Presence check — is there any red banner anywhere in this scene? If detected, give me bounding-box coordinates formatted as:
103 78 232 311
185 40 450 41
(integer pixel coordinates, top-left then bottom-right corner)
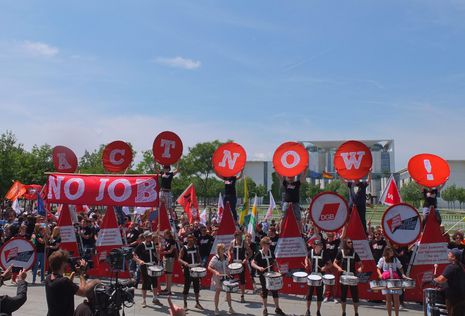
46 174 159 207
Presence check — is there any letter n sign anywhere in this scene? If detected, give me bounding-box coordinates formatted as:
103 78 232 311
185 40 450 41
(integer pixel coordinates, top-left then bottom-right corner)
212 142 247 178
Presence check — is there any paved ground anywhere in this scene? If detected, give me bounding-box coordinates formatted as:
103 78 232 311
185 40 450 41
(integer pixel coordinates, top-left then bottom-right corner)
0 276 425 316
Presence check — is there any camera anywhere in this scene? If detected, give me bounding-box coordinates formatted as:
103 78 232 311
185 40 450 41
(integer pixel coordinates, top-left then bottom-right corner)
107 247 133 272
93 279 135 316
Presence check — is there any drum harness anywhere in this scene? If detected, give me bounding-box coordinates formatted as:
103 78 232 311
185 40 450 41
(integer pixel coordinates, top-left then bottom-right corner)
143 242 155 265
342 249 355 276
233 239 244 263
311 249 323 274
260 250 272 273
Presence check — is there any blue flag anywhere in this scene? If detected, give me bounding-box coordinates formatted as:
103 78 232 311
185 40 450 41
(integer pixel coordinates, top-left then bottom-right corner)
149 210 159 222
37 195 46 216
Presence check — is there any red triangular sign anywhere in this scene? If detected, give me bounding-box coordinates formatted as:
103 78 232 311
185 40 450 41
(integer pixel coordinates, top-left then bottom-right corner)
57 205 80 258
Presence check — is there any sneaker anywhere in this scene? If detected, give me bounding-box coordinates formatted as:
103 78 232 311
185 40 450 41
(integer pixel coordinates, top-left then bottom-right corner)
334 299 339 304
341 312 346 316
240 295 245 303
160 289 171 295
275 307 286 316
323 297 329 303
228 307 235 314
316 311 321 316
152 298 163 306
214 308 220 315
263 309 268 316
142 301 147 308
355 313 359 316
195 303 204 310
183 300 187 309
305 310 311 316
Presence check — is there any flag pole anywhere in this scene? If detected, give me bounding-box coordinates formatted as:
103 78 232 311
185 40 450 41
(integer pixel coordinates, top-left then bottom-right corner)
444 215 465 235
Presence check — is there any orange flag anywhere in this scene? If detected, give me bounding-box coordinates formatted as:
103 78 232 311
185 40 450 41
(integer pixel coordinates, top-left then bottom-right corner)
5 181 26 201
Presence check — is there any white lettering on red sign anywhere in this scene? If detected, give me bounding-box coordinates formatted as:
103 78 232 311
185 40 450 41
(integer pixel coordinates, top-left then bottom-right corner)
109 149 125 165
48 175 65 200
218 150 240 170
108 179 132 202
136 178 157 203
63 178 85 200
160 139 176 158
57 153 72 170
340 151 365 170
96 178 110 201
281 150 300 168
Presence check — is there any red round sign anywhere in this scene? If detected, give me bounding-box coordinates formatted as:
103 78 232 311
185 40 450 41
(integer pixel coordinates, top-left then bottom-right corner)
152 131 183 165
408 153 450 188
102 140 133 173
52 145 78 173
212 142 247 178
381 203 421 246
334 140 372 180
309 192 349 232
273 142 309 177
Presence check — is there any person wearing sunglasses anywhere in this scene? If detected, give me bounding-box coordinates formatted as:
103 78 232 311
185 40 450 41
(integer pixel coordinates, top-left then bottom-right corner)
334 239 363 316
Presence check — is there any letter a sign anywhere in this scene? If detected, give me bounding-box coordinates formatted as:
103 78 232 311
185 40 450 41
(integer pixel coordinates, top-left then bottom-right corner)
52 146 78 173
334 141 372 180
273 142 309 177
212 142 247 178
102 140 133 173
152 131 183 165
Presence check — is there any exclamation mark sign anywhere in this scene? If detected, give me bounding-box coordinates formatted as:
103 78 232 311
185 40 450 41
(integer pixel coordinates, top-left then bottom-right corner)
424 159 434 181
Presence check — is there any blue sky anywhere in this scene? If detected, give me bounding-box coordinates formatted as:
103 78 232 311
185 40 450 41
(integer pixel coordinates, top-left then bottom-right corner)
1 1 464 169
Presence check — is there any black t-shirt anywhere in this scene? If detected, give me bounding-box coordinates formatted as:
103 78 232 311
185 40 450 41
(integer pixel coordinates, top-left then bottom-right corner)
45 274 79 316
270 235 279 254
230 239 247 261
182 245 200 265
198 234 214 257
370 239 387 263
443 263 465 305
81 226 96 247
254 230 267 246
253 249 275 275
73 301 94 316
34 233 46 253
393 246 411 270
224 177 237 197
308 249 332 274
325 238 341 261
422 189 438 208
354 182 368 210
283 180 301 203
134 242 158 264
160 172 174 190
163 238 177 258
335 249 361 274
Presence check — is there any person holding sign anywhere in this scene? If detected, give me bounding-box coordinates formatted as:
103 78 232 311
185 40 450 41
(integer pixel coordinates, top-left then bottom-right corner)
304 239 332 316
278 169 307 234
421 185 443 227
376 247 408 316
333 239 363 316
223 171 243 222
251 237 286 316
347 171 371 233
158 164 180 216
133 231 163 308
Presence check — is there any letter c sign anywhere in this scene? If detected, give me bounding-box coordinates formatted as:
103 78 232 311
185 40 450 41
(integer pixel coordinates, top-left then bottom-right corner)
102 141 133 173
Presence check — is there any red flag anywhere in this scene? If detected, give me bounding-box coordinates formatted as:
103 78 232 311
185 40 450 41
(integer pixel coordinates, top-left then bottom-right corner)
176 183 199 223
379 175 401 206
23 184 42 200
217 192 224 221
5 181 26 201
152 203 171 232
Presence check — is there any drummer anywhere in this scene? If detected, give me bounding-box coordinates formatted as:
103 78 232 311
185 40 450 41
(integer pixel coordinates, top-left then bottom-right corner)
178 234 203 310
376 246 408 316
304 239 332 316
333 239 363 316
251 236 286 316
159 229 177 295
208 243 235 315
133 231 163 308
228 230 250 303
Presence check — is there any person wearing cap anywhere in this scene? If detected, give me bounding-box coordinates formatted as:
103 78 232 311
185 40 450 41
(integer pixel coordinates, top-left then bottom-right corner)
158 164 180 216
433 248 465 316
228 230 250 303
133 231 163 308
304 239 332 316
251 236 286 316
178 234 203 310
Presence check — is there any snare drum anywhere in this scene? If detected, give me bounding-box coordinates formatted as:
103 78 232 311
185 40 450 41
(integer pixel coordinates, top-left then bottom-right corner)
402 279 415 290
265 272 283 291
386 279 403 290
148 265 164 277
369 280 387 291
222 280 239 293
190 267 207 278
322 274 336 286
307 274 323 287
340 275 359 286
228 263 243 275
292 271 308 283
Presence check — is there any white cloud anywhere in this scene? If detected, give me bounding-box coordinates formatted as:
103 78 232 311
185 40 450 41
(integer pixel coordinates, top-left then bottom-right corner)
153 56 201 70
20 41 59 57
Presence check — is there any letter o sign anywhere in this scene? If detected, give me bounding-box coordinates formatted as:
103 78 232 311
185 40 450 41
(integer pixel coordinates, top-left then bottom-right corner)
52 146 78 173
212 142 247 178
102 141 133 173
152 131 183 165
273 142 309 177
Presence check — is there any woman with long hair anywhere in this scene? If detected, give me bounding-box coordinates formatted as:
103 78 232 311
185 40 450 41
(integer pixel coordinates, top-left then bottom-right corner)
208 243 235 315
31 223 47 284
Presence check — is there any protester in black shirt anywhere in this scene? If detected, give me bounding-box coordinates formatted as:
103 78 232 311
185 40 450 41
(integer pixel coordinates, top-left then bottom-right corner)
198 226 214 266
334 239 363 316
433 248 465 316
45 250 100 316
0 266 28 316
347 171 371 232
178 235 203 310
370 230 387 264
31 224 47 284
251 237 286 316
158 164 180 218
268 227 279 255
278 168 307 234
448 231 465 250
80 219 96 253
160 229 177 295
223 171 243 222
228 230 250 303
323 232 340 302
304 239 332 316
421 185 443 227
133 231 163 308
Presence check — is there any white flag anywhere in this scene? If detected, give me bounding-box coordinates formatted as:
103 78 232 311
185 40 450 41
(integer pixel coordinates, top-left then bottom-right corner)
217 192 224 221
200 208 207 225
264 191 276 221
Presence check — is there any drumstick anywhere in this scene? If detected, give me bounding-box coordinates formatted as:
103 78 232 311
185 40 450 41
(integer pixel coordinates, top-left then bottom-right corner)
433 264 438 276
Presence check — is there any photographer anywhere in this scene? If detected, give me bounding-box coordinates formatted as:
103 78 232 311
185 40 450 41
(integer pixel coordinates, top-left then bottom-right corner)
45 250 100 316
0 266 28 315
133 231 162 308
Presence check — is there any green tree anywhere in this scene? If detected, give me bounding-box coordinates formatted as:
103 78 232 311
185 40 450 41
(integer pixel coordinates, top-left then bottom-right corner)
17 144 54 184
271 172 281 204
135 150 157 174
237 176 257 198
255 184 267 198
441 185 455 209
325 180 349 199
79 145 106 174
306 182 323 200
400 181 423 208
0 131 25 196
456 187 465 210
